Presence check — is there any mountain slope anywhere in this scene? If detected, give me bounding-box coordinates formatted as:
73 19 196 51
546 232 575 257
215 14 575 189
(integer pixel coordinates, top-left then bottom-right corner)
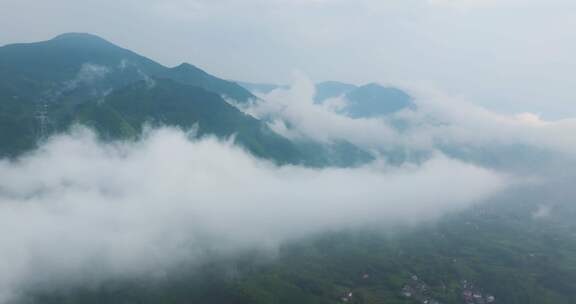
0 34 390 166
164 63 254 102
75 78 304 163
0 34 305 163
0 33 255 103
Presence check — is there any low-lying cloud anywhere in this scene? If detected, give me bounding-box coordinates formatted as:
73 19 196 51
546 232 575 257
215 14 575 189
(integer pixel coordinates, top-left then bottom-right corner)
240 74 576 173
242 73 411 150
0 127 506 302
408 87 576 157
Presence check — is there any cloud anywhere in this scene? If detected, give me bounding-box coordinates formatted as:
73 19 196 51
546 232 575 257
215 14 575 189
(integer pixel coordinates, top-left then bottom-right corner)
0 127 506 301
405 87 576 161
239 74 576 172
241 73 428 152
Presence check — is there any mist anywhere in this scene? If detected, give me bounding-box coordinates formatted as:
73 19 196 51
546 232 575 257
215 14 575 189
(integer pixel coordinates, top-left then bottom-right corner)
240 74 576 174
0 126 506 302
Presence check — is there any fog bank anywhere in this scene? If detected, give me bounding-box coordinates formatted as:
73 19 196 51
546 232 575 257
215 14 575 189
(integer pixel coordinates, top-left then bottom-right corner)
0 127 506 301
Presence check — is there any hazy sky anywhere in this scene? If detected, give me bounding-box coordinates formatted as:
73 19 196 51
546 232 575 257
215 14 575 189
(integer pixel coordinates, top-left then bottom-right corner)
1 0 575 118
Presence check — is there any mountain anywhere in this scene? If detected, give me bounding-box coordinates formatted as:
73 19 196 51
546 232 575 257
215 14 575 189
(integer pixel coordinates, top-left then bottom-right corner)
237 81 414 118
313 82 416 118
314 81 357 103
342 83 415 118
0 33 374 166
161 63 254 102
236 81 288 94
0 33 309 163
0 32 162 104
75 78 304 163
0 33 255 103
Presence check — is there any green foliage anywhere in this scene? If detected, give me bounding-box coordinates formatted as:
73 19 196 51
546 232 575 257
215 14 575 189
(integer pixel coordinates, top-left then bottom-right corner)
0 33 375 167
19 194 576 304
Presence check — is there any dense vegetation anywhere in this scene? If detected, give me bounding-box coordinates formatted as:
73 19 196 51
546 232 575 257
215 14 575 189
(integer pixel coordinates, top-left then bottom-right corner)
0 33 373 166
18 184 576 304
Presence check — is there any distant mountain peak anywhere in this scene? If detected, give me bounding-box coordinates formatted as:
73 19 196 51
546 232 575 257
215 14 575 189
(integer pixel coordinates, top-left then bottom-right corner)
317 81 357 88
173 62 205 74
174 62 193 69
43 32 123 52
344 83 415 118
314 81 358 103
361 82 382 88
52 32 111 43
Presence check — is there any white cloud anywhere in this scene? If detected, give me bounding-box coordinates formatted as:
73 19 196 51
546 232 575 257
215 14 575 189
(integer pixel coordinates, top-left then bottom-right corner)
241 73 426 151
240 74 576 168
405 87 576 159
0 127 506 301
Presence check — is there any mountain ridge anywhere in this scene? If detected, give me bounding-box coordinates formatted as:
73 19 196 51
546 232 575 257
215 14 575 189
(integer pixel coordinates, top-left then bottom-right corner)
0 33 294 161
0 32 255 103
0 33 371 166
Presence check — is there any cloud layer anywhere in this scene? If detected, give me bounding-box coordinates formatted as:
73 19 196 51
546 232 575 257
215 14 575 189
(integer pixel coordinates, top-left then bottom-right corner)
236 74 576 176
0 127 506 301
238 74 576 176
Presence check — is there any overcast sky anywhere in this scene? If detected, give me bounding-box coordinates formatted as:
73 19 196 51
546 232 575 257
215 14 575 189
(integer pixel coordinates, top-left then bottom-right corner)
1 0 575 118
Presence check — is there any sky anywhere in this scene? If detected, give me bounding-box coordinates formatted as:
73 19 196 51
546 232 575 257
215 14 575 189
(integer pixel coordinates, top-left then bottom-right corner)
1 0 575 118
